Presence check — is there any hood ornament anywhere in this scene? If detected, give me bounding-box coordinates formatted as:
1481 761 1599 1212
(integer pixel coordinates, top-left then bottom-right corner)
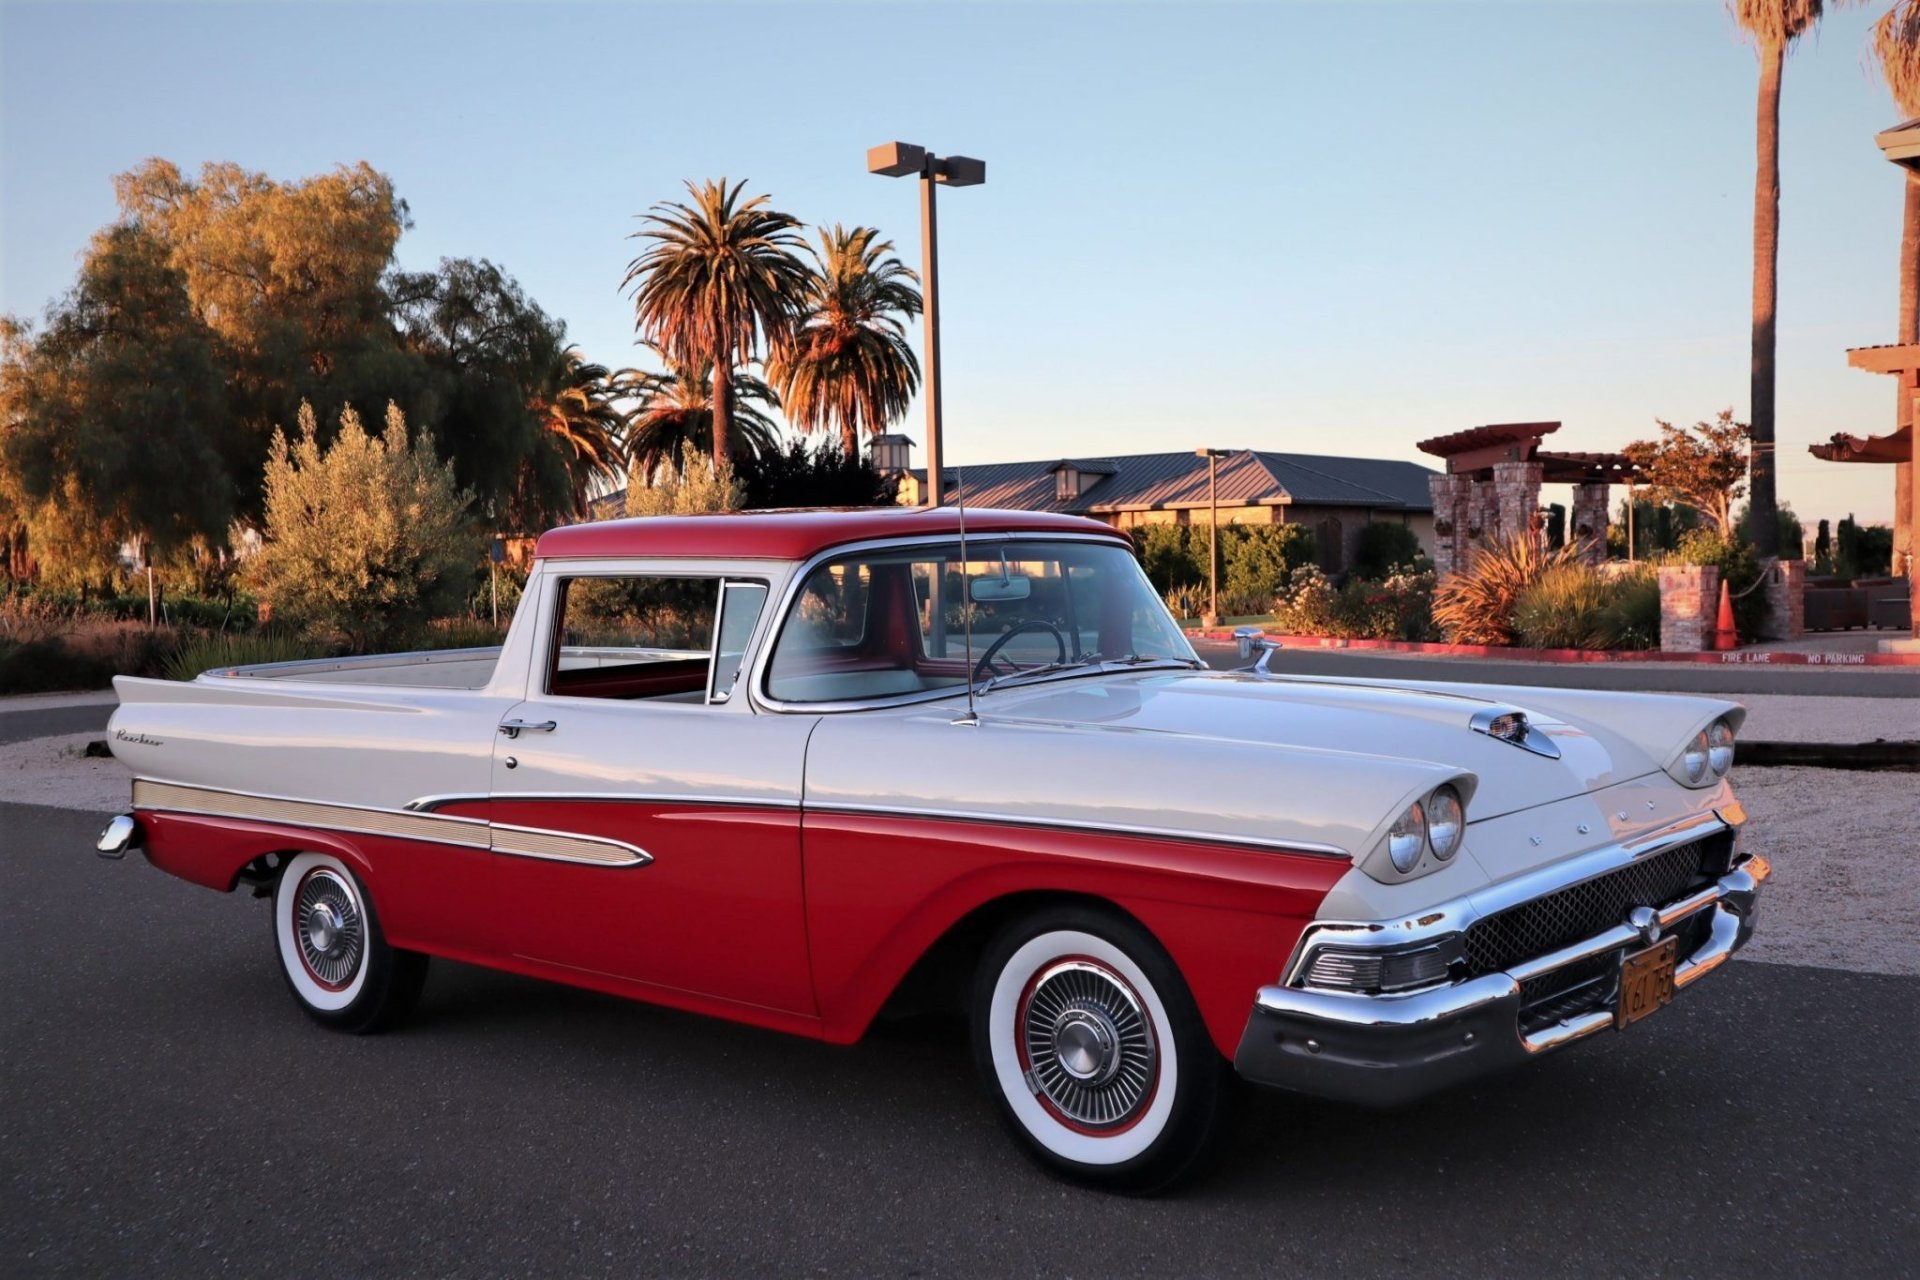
1468 707 1562 760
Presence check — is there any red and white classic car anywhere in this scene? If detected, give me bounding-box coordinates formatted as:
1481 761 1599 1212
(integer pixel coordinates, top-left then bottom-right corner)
99 508 1767 1190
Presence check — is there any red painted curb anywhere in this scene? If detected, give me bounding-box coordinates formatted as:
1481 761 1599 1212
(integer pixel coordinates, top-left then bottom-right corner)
1184 629 1920 667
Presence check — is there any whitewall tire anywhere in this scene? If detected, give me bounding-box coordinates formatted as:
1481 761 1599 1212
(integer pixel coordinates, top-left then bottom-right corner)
272 852 426 1033
971 906 1232 1192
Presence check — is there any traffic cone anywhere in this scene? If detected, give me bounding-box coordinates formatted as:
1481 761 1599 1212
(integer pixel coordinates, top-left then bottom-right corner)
1713 580 1737 651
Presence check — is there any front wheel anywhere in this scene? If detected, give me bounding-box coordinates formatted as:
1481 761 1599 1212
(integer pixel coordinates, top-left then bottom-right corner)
272 851 427 1033
971 906 1233 1193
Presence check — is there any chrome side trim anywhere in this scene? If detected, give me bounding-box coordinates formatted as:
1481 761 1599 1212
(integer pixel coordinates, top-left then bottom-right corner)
1285 810 1730 984
490 823 651 868
405 792 803 813
135 779 490 850
805 801 1351 858
135 779 652 869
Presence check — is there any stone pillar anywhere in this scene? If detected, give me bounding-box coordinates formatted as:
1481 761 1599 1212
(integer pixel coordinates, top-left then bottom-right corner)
1491 461 1544 543
1570 482 1610 565
1427 473 1473 579
1658 565 1719 653
1468 479 1497 544
1759 559 1804 642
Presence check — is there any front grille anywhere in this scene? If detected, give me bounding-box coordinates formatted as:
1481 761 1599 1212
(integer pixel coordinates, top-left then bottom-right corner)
1463 831 1730 978
1514 908 1716 1033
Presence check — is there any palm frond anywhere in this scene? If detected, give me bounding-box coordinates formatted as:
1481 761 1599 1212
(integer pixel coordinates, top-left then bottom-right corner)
1875 0 1920 117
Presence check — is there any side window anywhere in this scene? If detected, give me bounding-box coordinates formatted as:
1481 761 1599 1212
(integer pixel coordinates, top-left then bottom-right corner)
707 582 768 704
547 575 719 702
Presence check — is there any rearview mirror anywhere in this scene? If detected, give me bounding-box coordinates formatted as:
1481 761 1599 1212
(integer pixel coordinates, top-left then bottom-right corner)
969 574 1032 603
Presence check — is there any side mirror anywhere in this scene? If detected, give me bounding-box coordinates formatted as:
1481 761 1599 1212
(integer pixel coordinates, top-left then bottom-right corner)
1233 626 1279 673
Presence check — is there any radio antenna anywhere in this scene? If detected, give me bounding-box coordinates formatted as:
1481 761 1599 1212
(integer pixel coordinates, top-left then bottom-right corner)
952 468 978 727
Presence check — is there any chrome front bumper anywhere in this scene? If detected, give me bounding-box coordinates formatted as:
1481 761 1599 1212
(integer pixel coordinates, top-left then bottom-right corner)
1233 853 1770 1107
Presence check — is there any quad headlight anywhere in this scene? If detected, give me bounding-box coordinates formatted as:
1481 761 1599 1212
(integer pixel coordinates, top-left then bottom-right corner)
1370 783 1469 881
1670 717 1736 788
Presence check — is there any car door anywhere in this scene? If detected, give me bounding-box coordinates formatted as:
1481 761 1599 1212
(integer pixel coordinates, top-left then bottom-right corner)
486 568 819 1016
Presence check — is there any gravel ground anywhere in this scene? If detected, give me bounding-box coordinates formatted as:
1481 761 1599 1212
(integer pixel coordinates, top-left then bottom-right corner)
0 732 129 812
1729 693 1918 744
4 726 1911 978
1726 766 1919 976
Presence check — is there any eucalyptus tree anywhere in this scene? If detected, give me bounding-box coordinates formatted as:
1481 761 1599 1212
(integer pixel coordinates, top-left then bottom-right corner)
768 225 922 460
623 179 811 467
1729 0 1833 557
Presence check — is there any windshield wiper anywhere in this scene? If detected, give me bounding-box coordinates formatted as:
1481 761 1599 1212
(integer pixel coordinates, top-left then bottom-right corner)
975 652 1201 696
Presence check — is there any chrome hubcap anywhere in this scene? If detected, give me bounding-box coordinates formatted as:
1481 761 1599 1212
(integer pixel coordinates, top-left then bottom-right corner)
1020 960 1157 1129
295 869 364 989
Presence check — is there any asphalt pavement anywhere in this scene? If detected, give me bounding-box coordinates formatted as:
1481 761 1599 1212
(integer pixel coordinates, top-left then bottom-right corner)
3 799 1916 1278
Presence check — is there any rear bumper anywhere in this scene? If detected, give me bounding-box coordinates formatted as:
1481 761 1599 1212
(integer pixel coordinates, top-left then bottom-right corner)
1233 854 1769 1107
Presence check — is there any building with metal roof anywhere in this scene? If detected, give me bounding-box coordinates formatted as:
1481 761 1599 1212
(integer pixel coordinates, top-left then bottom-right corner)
885 439 1437 573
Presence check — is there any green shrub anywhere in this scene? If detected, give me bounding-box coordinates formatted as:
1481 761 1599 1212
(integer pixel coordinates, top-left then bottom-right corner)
1272 564 1338 636
1432 534 1581 646
1596 566 1660 649
1133 524 1204 594
162 631 335 681
251 401 479 650
0 638 115 694
414 618 509 651
1512 564 1616 649
1326 568 1436 641
1222 524 1314 613
1353 523 1424 580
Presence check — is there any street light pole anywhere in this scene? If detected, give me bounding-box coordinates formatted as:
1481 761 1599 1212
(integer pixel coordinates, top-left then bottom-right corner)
1196 448 1227 627
868 142 986 508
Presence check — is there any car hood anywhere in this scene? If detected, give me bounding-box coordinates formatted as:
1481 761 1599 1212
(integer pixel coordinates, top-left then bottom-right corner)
971 669 1694 820
800 669 1741 862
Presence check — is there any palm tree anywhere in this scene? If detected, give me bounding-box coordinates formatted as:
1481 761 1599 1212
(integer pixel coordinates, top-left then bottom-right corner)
616 357 781 486
768 225 922 460
528 344 627 518
622 179 811 468
1872 0 1920 571
1730 0 1831 559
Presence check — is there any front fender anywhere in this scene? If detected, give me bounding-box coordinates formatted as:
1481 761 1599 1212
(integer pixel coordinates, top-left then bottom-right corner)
801 811 1347 1055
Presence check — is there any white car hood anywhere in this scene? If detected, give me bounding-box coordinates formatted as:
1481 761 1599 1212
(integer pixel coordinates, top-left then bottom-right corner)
800 669 1742 862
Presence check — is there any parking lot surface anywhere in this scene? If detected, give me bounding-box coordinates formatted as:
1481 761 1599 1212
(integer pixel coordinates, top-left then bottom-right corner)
4 799 1915 1278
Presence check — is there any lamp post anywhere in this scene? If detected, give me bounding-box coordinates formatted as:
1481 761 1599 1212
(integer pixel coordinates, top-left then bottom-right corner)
1196 448 1228 627
868 141 986 508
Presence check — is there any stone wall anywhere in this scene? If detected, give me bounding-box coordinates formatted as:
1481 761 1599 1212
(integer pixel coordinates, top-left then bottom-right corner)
1491 461 1543 543
1658 564 1719 653
1760 559 1805 641
1426 473 1473 578
1571 483 1610 565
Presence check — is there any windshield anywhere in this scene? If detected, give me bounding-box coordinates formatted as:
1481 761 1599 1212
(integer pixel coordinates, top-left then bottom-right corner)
764 538 1197 705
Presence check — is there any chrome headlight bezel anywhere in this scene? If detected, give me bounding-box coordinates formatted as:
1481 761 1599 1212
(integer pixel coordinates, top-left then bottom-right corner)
1668 717 1736 789
1364 782 1472 883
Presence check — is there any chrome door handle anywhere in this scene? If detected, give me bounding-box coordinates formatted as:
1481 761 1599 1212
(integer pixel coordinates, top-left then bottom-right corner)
498 719 557 739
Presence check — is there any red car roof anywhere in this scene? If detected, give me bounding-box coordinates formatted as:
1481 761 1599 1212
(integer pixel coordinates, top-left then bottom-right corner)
533 507 1129 562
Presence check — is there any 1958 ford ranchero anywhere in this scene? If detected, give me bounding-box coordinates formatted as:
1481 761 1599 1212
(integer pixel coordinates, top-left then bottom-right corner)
99 507 1766 1191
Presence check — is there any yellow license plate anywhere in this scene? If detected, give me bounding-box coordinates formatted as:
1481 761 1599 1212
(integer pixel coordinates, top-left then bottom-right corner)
1616 936 1679 1029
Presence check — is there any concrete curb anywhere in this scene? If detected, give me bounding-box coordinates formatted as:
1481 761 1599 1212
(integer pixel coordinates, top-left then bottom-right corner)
1187 630 1920 667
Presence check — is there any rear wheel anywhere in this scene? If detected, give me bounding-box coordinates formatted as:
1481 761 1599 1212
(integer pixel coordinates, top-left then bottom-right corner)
272 852 426 1033
971 906 1232 1193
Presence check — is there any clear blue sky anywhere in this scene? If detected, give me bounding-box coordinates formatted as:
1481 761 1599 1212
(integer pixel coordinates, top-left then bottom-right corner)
1 0 1907 524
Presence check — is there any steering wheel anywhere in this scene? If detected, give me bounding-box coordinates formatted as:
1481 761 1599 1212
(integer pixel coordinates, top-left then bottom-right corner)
973 620 1068 682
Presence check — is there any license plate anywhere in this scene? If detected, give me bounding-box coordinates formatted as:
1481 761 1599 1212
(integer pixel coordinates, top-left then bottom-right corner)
1616 936 1679 1029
